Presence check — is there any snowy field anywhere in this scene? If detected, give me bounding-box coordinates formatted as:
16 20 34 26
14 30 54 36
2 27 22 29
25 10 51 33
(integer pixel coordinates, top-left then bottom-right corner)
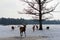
0 24 60 40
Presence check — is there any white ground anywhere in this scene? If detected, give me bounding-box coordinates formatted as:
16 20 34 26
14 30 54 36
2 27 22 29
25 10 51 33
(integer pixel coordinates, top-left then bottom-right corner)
0 24 60 40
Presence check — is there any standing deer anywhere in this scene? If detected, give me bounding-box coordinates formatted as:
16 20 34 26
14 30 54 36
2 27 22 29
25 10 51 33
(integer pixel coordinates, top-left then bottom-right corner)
32 25 38 32
19 25 26 37
32 25 35 32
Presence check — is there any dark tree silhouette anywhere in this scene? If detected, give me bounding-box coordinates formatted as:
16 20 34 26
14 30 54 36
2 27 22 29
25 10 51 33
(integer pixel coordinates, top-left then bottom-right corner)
18 0 59 30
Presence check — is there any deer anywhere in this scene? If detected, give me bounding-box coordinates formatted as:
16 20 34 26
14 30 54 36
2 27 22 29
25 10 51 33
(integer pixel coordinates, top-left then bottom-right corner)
11 26 15 30
32 25 35 32
36 25 38 30
32 25 38 32
19 25 26 37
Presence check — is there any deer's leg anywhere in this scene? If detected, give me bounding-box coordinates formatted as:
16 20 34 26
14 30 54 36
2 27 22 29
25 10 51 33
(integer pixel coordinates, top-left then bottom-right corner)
24 31 26 37
20 32 23 37
33 27 35 32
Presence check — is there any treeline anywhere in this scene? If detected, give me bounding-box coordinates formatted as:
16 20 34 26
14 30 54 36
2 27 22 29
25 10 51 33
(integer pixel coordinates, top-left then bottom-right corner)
0 18 22 25
0 18 39 25
0 18 60 25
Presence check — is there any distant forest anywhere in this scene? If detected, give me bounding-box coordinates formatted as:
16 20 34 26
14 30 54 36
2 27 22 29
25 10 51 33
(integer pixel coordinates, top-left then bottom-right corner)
0 18 60 25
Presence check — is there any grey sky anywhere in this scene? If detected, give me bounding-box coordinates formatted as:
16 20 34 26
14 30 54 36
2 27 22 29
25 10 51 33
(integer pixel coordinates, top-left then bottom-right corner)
0 0 60 20
0 0 17 18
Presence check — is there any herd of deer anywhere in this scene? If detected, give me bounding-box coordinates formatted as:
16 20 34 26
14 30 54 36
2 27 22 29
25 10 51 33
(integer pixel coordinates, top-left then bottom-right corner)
11 25 49 37
11 25 39 37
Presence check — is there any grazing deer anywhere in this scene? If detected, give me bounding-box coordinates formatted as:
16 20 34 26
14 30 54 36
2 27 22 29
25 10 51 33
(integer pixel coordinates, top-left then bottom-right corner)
19 25 26 37
36 25 38 30
11 26 14 30
46 26 49 30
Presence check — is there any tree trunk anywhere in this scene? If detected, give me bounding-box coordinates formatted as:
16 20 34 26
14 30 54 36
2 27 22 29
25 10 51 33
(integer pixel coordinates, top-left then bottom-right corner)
39 9 43 30
39 0 43 30
39 14 43 30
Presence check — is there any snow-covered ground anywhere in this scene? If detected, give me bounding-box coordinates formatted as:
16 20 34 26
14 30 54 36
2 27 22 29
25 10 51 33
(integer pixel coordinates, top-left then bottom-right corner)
0 24 60 40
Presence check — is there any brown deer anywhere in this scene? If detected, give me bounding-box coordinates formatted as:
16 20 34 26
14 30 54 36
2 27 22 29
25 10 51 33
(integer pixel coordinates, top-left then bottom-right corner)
36 25 38 30
19 25 26 37
32 25 35 32
32 25 38 32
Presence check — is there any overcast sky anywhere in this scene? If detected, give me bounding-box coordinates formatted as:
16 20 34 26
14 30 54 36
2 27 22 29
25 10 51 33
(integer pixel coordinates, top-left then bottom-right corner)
0 0 60 20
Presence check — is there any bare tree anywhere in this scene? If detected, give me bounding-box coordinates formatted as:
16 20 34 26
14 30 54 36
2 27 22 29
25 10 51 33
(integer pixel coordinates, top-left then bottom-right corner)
18 0 59 30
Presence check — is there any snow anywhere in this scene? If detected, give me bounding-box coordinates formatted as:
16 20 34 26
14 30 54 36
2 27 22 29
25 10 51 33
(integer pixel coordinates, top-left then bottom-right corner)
0 24 60 40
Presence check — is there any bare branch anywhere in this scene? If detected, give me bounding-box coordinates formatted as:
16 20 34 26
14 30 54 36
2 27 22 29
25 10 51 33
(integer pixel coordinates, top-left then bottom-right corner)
35 0 39 4
20 0 39 11
42 3 59 15
41 0 46 6
28 3 39 11
46 0 53 3
24 9 39 16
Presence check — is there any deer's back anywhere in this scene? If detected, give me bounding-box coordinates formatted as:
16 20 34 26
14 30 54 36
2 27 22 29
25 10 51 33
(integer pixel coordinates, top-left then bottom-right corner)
20 27 26 32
